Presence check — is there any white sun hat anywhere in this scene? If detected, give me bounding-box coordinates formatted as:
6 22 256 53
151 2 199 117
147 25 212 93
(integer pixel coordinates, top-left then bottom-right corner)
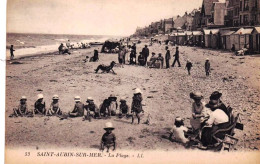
134 88 142 94
74 96 81 102
87 97 93 101
104 122 114 130
37 94 44 100
20 96 27 100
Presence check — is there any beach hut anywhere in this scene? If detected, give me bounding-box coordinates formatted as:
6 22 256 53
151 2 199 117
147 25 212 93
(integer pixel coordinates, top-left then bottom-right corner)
203 29 211 48
192 31 203 46
221 31 235 50
210 29 220 49
231 28 254 51
252 27 260 53
176 32 187 45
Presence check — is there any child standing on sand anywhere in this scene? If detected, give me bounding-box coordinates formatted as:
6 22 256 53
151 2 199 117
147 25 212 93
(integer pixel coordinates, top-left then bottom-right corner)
185 59 193 75
100 122 116 152
10 45 15 60
131 88 144 124
11 96 28 117
46 95 62 116
33 94 46 115
205 58 211 76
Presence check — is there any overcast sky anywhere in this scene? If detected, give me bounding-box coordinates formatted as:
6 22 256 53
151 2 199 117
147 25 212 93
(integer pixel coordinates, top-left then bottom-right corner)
7 0 205 36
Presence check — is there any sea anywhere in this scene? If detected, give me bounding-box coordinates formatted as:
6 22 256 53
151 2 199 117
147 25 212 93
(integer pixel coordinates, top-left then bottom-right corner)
6 33 120 59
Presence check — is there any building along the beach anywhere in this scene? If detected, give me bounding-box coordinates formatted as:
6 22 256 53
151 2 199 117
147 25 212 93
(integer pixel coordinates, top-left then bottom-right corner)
211 2 227 26
164 18 174 34
201 0 219 27
239 0 259 26
230 27 254 51
226 0 240 26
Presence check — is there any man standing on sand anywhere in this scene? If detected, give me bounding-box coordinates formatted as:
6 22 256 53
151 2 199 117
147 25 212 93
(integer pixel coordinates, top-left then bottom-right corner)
165 46 171 68
10 45 15 60
172 47 181 67
141 45 149 66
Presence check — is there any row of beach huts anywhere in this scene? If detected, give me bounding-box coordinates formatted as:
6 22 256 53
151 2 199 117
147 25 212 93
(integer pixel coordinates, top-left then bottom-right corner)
168 26 260 53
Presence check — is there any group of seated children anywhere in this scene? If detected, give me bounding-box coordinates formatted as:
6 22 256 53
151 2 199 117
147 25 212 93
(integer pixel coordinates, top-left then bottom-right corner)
11 88 144 124
147 52 164 69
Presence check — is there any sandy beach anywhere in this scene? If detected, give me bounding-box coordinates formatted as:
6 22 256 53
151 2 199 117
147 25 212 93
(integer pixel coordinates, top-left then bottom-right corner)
5 38 260 151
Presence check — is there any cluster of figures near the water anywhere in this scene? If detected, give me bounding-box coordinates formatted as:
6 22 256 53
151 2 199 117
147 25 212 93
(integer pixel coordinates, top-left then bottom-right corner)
8 38 244 153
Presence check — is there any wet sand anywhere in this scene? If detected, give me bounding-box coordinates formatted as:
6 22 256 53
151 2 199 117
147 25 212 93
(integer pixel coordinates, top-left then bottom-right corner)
5 39 260 151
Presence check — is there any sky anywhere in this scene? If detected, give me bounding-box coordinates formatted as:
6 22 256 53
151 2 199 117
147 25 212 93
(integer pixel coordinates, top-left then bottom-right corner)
7 0 205 36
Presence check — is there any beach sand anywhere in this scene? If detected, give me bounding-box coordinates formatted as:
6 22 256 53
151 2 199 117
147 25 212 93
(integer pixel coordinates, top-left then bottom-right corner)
5 39 260 151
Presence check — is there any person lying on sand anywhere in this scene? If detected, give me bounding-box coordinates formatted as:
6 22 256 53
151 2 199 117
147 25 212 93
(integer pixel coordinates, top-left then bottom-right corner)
94 61 116 74
83 97 100 122
33 94 46 116
46 95 62 116
100 122 116 153
68 96 84 117
10 96 29 117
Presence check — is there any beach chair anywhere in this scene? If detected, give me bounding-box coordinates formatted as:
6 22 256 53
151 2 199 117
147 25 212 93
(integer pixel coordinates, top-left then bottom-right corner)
212 113 240 151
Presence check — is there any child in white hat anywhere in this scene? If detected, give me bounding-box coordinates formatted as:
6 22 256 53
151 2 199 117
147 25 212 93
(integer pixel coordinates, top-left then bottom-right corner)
131 88 144 124
33 94 46 115
11 96 28 117
100 122 116 152
69 96 84 117
46 95 62 116
169 117 189 144
83 97 100 121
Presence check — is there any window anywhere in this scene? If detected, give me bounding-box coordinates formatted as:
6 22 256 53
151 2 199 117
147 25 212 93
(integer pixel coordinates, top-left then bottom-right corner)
244 0 249 11
240 1 242 11
235 7 239 16
244 15 249 25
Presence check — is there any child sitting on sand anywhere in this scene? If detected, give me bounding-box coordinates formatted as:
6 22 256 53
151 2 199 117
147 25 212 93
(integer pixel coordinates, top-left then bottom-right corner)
83 97 100 122
46 95 62 116
11 96 28 117
69 96 84 117
169 117 189 144
118 97 129 118
131 88 144 124
33 94 46 115
100 122 116 152
108 94 118 116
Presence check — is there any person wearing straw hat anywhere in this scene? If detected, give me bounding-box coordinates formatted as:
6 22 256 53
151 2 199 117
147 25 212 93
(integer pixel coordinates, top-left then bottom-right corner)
205 58 210 76
189 92 211 132
185 59 193 75
100 122 116 152
11 96 28 117
108 94 118 116
33 94 46 115
118 97 129 118
69 96 84 117
169 117 189 144
83 97 100 121
131 88 144 124
46 95 62 116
